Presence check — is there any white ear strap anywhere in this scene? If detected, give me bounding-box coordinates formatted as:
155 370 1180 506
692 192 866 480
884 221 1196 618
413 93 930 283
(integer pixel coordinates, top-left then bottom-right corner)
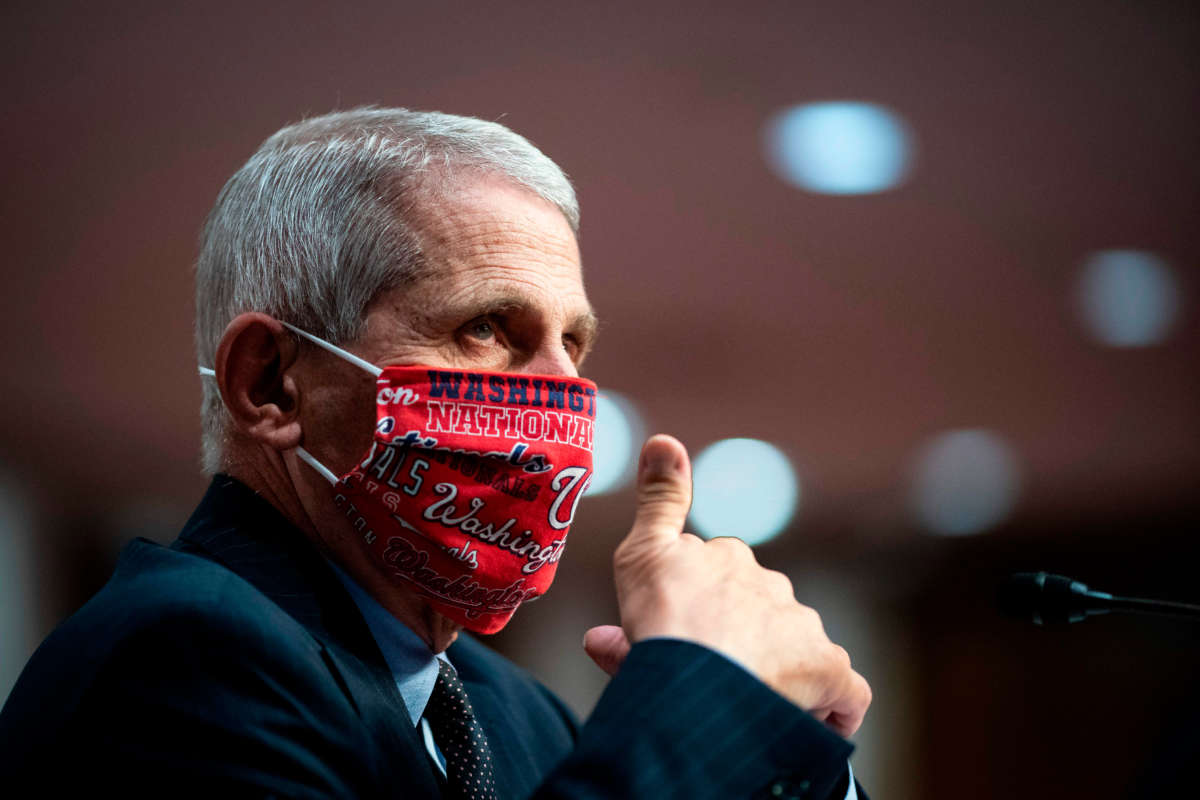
197 321 367 486
296 446 339 485
280 321 382 377
192 380 339 483
197 322 381 379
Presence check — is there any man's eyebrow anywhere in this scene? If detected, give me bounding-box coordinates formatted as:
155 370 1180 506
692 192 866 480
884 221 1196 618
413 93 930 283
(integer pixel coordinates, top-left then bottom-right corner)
450 293 599 339
425 293 521 325
570 309 600 345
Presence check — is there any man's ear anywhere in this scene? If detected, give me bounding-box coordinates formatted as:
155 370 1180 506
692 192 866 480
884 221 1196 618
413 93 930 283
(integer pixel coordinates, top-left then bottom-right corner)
214 313 303 452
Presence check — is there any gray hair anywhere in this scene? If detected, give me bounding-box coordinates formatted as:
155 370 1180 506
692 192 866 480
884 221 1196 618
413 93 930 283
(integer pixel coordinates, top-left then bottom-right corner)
195 107 579 474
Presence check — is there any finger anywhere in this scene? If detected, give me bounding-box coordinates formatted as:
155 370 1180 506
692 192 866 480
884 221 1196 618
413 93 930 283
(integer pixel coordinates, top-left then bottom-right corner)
582 625 632 675
625 435 693 548
823 670 872 738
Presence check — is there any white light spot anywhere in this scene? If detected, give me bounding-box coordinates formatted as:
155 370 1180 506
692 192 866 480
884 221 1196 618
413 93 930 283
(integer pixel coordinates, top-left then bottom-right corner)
586 391 644 496
763 101 913 194
911 429 1021 536
1076 250 1181 347
0 474 35 705
690 438 799 545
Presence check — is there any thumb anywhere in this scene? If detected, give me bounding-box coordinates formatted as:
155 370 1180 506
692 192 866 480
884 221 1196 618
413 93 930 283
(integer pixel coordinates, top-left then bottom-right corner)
625 434 692 549
582 625 631 675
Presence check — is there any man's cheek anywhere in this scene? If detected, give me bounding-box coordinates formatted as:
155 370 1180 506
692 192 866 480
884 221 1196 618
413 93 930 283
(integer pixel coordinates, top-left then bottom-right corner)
305 384 377 473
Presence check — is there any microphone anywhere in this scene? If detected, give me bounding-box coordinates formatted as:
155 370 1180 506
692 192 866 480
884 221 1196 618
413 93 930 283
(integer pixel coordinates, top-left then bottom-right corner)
997 572 1200 626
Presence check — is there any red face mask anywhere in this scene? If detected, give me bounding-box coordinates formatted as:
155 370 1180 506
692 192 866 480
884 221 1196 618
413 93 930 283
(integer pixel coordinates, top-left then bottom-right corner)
282 323 597 634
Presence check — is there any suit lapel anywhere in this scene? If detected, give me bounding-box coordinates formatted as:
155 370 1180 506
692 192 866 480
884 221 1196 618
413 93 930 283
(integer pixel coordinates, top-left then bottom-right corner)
318 641 443 795
173 476 442 797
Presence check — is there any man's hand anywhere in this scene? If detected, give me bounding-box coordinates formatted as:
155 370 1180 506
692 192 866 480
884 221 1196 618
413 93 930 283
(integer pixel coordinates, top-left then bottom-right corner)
583 434 872 737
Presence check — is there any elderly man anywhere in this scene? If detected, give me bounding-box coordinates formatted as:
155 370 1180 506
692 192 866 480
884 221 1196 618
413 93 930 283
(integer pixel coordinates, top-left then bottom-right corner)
0 108 870 798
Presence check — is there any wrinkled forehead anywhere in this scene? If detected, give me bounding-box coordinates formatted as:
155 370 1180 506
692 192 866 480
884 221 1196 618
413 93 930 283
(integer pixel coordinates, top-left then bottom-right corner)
360 172 596 349
408 170 578 248
408 174 587 300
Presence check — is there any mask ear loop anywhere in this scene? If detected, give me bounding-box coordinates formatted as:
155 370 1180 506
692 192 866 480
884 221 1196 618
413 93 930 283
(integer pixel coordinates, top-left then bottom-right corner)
296 446 339 485
197 323 381 378
276 321 384 484
276 322 381 486
196 320 380 486
278 321 382 378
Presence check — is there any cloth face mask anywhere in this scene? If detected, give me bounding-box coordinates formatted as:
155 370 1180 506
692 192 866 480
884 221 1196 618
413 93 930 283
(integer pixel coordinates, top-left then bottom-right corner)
225 323 598 634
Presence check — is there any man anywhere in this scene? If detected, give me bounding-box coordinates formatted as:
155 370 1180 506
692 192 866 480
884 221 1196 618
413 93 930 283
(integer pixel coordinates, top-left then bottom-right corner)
0 108 870 798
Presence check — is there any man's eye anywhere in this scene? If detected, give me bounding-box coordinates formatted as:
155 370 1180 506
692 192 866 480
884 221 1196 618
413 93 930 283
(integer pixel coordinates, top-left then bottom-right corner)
466 318 497 341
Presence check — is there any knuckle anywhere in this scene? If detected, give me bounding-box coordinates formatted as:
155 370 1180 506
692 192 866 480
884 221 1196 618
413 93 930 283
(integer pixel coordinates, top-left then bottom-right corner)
637 476 689 507
709 535 753 559
613 538 643 571
829 644 852 671
795 603 821 627
764 569 794 597
612 540 630 568
857 672 873 706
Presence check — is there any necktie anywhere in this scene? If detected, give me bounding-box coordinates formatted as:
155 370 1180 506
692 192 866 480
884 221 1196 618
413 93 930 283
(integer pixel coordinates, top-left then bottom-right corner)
425 659 498 800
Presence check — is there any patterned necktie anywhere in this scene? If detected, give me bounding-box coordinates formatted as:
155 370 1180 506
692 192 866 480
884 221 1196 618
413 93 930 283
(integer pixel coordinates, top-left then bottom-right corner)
425 659 498 800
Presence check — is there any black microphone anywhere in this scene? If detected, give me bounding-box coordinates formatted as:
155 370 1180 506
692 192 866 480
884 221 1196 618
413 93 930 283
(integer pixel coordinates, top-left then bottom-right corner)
997 572 1200 626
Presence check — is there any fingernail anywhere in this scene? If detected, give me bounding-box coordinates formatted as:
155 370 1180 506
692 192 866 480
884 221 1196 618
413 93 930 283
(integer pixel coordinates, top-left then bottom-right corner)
643 445 677 476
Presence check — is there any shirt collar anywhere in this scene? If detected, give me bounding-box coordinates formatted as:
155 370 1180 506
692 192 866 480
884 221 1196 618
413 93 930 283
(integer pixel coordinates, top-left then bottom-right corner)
327 562 452 727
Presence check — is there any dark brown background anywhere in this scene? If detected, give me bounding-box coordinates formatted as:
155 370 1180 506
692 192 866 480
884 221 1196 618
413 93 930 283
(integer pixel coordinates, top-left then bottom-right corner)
1 1 1198 797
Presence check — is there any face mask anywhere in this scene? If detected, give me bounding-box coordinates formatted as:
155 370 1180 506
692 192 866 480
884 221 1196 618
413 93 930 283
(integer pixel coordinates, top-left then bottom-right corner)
205 323 597 634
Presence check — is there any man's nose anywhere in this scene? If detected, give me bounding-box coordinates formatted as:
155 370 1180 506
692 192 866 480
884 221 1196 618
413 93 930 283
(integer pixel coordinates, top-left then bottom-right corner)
522 340 578 378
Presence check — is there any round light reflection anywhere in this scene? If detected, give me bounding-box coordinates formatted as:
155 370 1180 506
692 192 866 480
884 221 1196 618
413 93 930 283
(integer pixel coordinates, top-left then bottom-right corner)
0 475 34 702
1076 250 1181 347
763 101 913 194
911 429 1021 536
586 391 644 496
690 438 798 545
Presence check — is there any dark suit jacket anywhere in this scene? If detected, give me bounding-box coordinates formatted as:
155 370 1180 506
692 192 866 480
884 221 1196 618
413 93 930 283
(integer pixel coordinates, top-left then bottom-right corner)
0 476 859 799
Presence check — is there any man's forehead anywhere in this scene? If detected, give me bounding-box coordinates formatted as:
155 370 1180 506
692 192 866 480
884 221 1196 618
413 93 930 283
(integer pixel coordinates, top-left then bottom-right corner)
410 170 577 241
404 176 591 312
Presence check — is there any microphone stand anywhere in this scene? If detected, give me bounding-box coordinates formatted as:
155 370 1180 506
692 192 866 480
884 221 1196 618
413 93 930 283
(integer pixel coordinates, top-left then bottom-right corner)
1106 594 1200 621
998 572 1200 626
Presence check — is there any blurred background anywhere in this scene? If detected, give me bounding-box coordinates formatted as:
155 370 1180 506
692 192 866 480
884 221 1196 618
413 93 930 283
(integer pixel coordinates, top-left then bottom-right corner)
2 1 1198 797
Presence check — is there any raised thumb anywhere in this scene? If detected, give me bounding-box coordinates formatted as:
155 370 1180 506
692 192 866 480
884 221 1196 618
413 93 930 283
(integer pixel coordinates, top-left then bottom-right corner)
582 625 631 676
626 434 692 549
